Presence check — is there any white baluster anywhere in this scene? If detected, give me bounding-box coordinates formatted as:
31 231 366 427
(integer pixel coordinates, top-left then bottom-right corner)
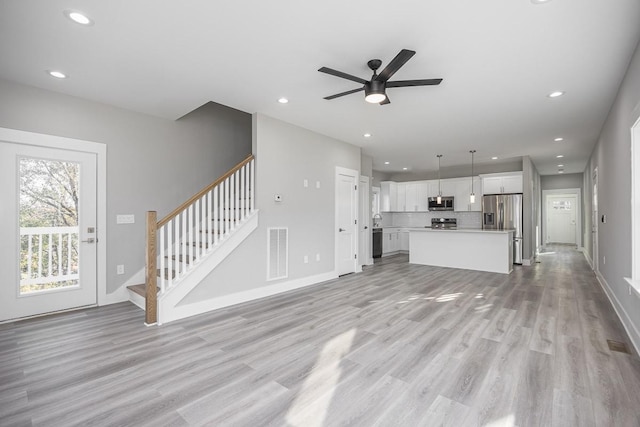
207 191 212 248
166 221 172 291
67 232 72 275
195 199 200 261
181 211 187 278
157 227 162 292
250 159 255 212
38 234 43 279
174 217 181 278
225 178 230 235
213 185 219 245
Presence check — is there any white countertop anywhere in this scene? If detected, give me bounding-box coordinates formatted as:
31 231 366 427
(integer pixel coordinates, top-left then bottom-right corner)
409 228 514 234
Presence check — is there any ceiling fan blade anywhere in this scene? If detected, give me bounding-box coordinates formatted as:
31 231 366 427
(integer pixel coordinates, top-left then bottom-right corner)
379 96 391 105
386 78 443 88
375 49 416 82
323 87 364 100
318 67 368 85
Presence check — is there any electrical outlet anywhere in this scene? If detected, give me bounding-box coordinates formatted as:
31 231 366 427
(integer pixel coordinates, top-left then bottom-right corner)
303 179 308 188
316 181 320 189
116 264 124 275
603 256 606 265
304 255 309 264
316 253 320 262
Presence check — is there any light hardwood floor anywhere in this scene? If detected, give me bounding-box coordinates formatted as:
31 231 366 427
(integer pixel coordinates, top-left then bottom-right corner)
1 246 640 426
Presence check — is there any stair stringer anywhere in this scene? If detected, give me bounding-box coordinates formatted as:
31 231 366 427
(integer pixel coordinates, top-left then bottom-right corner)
157 210 259 324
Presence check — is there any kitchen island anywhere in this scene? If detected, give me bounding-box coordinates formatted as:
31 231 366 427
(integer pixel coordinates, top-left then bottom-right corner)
409 228 514 274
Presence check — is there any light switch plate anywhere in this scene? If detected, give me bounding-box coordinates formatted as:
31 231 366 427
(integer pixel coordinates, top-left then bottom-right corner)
116 214 135 224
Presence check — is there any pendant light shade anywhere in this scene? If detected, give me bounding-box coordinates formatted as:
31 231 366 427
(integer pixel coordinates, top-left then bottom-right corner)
469 150 476 204
436 154 443 204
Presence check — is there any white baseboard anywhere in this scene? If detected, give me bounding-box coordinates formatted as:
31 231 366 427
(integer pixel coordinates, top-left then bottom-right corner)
583 251 594 269
161 270 338 324
595 271 640 356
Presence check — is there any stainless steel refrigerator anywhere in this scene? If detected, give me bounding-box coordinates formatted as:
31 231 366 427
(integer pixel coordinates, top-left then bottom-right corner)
482 194 523 264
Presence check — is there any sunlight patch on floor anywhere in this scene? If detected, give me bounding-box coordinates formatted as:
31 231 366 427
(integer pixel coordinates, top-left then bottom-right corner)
486 414 516 427
435 292 463 302
286 328 356 427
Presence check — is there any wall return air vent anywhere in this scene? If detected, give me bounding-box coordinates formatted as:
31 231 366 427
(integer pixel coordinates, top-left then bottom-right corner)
267 227 288 281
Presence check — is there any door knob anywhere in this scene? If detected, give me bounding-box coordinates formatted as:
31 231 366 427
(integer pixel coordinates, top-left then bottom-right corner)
364 226 368 230
82 238 96 243
339 228 345 232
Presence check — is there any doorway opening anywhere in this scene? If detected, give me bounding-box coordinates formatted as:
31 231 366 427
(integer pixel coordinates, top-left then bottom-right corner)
542 188 582 249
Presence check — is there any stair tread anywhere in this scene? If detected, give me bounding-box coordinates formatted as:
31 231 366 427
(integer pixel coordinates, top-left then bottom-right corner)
127 284 159 297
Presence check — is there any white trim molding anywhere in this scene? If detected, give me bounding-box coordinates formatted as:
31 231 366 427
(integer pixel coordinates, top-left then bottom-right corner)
597 273 640 355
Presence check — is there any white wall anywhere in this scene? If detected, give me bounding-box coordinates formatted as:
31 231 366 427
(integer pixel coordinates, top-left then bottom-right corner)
181 114 361 303
584 38 640 349
0 79 252 294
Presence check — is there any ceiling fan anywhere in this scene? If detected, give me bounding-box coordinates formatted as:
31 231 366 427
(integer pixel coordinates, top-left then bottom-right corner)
318 49 442 105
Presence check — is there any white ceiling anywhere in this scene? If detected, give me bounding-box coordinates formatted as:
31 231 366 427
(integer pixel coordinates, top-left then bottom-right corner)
1 0 639 176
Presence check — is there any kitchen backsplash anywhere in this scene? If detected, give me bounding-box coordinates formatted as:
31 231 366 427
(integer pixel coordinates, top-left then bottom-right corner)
379 211 482 229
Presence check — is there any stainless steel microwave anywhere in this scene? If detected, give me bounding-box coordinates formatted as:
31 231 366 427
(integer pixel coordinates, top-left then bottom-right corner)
428 196 454 211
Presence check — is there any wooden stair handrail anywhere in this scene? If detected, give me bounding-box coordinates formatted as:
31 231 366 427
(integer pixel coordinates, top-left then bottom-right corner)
157 154 254 228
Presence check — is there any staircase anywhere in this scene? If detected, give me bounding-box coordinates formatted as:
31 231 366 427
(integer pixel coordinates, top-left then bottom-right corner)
128 154 258 325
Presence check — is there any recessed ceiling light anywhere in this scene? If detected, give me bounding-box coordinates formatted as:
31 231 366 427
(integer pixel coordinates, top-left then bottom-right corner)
548 91 565 98
402 167 408 170
557 164 564 167
47 70 67 79
556 155 564 158
384 161 390 165
531 0 552 4
558 170 564 174
64 10 93 25
554 137 564 142
277 97 289 104
363 133 371 138
491 156 498 160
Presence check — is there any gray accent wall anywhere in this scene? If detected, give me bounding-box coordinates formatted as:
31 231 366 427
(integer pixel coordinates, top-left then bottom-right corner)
583 38 640 347
0 79 251 294
181 114 361 303
540 173 584 191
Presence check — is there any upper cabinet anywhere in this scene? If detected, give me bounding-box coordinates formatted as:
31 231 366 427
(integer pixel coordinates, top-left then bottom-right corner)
480 172 523 194
380 178 481 212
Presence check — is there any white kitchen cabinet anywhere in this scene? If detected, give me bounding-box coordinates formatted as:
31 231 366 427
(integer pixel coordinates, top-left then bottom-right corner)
382 229 399 254
416 181 430 211
383 228 408 254
396 182 407 211
481 172 523 194
380 181 398 211
404 182 418 211
440 180 456 198
453 177 482 211
399 230 410 251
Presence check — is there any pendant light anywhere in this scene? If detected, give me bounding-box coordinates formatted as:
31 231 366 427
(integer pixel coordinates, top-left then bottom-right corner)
469 150 476 204
436 154 443 204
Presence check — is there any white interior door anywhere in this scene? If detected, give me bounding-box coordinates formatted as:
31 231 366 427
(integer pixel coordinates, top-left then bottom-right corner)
0 142 97 321
336 169 357 275
546 194 577 244
358 176 371 267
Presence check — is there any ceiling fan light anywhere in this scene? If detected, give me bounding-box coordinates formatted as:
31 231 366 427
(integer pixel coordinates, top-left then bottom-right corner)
364 81 386 103
365 93 386 103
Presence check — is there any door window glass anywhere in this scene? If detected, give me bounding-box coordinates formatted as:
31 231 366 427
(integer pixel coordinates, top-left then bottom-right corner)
19 157 80 294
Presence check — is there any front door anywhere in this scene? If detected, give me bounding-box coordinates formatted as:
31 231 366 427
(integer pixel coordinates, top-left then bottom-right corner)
336 168 357 276
0 142 98 321
546 194 577 244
